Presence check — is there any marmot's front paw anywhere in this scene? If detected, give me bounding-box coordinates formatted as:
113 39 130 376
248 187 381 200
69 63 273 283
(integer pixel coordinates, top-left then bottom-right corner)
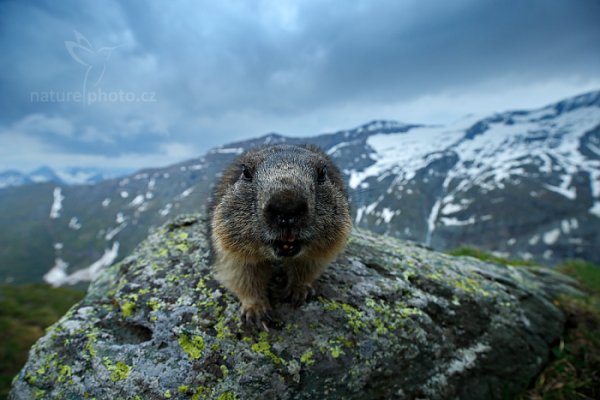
284 283 315 307
240 300 272 331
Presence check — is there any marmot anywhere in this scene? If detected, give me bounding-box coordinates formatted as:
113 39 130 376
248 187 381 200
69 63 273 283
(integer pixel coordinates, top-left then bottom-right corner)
210 144 352 329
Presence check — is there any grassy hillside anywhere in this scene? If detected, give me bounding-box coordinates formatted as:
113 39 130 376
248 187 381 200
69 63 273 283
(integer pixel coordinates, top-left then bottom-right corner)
448 247 538 267
0 284 84 398
530 260 600 399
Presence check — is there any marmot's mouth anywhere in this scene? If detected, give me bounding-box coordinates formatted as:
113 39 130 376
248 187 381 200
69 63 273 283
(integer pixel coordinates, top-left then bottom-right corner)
273 239 302 258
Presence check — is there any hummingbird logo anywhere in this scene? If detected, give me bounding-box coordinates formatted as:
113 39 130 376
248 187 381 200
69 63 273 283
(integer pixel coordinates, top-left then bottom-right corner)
65 31 120 97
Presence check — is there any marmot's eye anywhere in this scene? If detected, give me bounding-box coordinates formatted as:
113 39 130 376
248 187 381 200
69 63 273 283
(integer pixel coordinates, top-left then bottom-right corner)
317 165 327 184
240 164 253 181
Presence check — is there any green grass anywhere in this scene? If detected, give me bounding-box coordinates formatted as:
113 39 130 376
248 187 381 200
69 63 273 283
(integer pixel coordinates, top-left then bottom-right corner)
522 260 600 400
448 247 600 399
0 284 84 398
447 246 537 267
522 294 600 400
558 260 600 296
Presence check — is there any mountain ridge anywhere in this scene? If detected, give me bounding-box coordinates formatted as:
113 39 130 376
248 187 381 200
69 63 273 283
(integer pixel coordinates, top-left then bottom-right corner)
1 90 599 286
0 166 132 189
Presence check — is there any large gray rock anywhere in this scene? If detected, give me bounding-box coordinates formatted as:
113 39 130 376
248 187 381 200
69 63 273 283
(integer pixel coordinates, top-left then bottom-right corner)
10 214 581 399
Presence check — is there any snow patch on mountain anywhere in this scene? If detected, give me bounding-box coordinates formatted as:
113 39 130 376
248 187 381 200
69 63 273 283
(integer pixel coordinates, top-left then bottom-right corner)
426 197 443 245
348 123 466 189
211 147 244 155
29 167 59 183
159 203 173 217
561 219 579 234
543 229 561 245
69 217 81 230
134 173 149 180
447 107 599 196
129 194 145 207
44 242 119 287
177 187 194 200
0 171 30 188
327 141 354 156
543 181 576 200
56 169 98 185
440 216 476 226
441 203 464 215
44 258 69 287
529 235 540 245
381 208 396 223
49 187 64 219
105 224 127 241
590 202 600 218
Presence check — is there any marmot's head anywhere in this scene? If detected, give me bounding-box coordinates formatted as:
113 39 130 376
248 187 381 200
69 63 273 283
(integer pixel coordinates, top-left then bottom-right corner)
211 144 351 261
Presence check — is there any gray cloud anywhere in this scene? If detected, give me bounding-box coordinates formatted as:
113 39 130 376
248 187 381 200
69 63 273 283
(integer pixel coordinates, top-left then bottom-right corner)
0 0 599 170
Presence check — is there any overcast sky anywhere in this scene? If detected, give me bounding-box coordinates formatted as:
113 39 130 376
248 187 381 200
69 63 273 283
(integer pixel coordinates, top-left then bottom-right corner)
1 0 599 172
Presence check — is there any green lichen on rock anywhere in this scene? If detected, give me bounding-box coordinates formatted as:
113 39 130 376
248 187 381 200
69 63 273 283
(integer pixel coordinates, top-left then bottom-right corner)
56 365 71 383
322 298 365 333
249 331 284 365
179 334 205 360
102 359 130 382
217 391 236 400
300 349 315 366
9 213 582 400
178 384 190 394
120 301 135 317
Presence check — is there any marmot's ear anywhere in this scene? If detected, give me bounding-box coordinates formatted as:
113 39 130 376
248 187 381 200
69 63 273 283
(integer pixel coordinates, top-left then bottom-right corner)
221 154 250 186
240 164 253 182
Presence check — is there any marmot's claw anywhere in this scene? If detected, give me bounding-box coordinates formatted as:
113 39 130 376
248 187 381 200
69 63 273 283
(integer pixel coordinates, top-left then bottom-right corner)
241 302 272 331
285 284 315 307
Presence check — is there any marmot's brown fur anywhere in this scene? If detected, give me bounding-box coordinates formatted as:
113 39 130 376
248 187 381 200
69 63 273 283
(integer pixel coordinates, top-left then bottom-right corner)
209 144 351 328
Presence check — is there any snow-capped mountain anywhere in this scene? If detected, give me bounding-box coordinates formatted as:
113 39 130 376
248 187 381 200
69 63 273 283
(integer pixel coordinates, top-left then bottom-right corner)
0 166 130 188
55 167 120 185
342 91 600 263
29 166 62 184
0 170 31 188
0 90 598 286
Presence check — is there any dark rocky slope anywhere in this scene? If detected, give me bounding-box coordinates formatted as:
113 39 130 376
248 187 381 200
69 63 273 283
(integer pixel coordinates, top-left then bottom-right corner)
10 214 581 399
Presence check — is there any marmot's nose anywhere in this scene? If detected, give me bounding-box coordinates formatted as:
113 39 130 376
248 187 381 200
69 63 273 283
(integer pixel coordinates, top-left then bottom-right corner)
264 191 308 227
